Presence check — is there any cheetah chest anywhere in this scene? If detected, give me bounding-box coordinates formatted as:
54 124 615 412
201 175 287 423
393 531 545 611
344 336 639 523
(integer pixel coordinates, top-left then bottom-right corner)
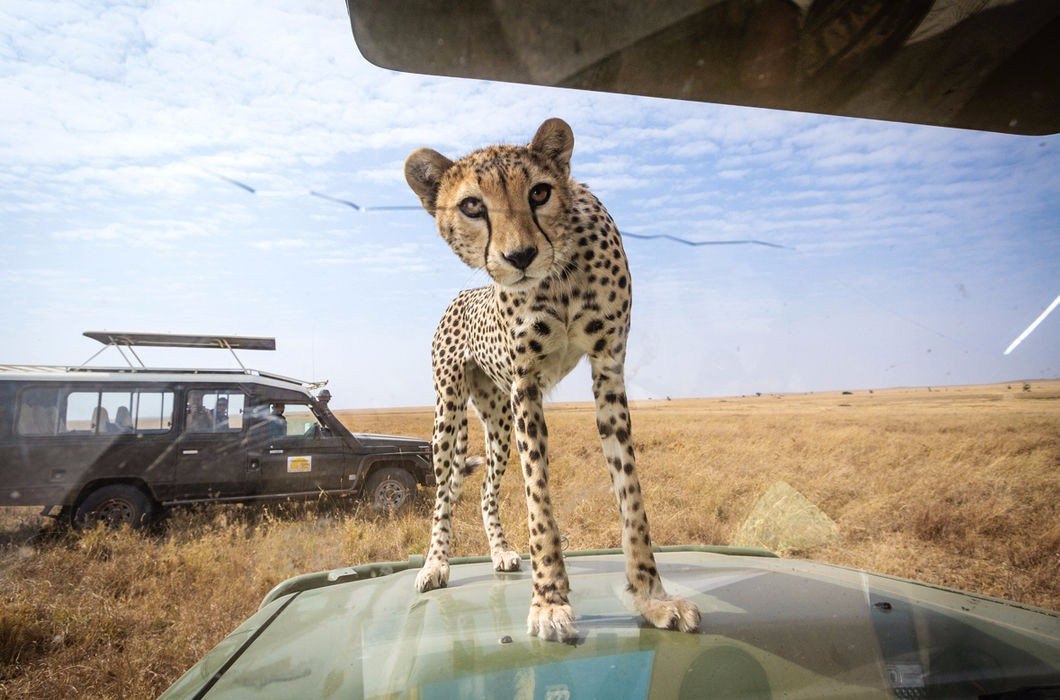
470 288 620 394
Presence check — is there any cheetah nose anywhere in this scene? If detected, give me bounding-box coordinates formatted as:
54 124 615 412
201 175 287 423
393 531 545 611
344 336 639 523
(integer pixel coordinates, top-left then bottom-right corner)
503 246 538 271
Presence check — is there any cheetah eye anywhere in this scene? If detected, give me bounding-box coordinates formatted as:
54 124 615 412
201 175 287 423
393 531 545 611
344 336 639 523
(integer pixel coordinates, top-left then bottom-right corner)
458 197 485 219
529 183 552 208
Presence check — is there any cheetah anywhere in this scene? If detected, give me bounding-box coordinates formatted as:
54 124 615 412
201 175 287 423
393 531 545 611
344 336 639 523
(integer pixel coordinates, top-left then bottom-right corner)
404 118 701 642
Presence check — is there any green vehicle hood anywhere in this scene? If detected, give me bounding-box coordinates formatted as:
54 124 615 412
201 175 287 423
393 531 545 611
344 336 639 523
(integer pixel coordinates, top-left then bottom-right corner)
162 546 1060 699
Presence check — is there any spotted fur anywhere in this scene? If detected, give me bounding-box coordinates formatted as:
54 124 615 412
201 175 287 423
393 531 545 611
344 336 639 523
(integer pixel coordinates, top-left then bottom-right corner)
404 118 700 641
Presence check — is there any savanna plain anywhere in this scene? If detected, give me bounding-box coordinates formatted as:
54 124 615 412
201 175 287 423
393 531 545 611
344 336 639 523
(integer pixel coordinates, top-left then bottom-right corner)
1 381 1058 698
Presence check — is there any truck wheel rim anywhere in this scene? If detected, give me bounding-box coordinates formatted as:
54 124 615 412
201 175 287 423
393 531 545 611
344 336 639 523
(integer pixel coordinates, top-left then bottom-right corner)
96 499 135 526
376 480 407 510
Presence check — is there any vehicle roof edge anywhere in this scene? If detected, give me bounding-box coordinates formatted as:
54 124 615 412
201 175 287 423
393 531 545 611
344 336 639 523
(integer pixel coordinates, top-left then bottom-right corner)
258 544 779 608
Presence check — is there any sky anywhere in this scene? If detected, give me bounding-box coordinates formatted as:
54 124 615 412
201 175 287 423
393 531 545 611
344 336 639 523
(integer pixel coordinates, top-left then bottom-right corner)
2 0 1058 409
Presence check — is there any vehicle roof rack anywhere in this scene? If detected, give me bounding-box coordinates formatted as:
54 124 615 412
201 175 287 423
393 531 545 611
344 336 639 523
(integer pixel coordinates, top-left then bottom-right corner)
0 363 306 384
81 331 276 370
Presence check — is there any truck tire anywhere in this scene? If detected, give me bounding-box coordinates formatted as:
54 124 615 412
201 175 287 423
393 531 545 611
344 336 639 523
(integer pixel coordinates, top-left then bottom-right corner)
365 466 417 515
73 484 156 530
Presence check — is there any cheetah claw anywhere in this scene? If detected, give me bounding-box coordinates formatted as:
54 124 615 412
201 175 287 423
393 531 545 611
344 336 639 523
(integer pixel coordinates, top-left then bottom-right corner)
414 560 450 592
492 549 522 572
527 602 579 642
635 593 701 632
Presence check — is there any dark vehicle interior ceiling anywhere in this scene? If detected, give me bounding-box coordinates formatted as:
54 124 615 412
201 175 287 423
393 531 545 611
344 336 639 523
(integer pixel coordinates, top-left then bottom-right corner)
347 0 1060 136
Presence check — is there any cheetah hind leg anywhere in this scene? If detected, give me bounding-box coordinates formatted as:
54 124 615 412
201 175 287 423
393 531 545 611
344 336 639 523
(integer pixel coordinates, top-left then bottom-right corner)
469 378 521 573
448 454 483 503
446 411 477 503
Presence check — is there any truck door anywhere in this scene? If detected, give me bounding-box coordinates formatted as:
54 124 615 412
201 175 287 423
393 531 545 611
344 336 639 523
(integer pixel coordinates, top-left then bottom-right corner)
173 390 259 501
252 401 348 496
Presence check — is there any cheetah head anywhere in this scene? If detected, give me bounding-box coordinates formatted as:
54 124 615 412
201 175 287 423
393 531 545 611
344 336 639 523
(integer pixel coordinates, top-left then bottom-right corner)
405 118 576 290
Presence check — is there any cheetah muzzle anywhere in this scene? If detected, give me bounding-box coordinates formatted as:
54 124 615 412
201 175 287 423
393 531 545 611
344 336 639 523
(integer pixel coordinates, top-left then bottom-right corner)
404 118 701 642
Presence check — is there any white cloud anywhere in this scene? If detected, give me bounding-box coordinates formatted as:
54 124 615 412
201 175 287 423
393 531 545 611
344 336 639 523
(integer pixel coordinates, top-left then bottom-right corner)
53 220 215 250
251 238 307 251
308 241 433 274
667 139 720 158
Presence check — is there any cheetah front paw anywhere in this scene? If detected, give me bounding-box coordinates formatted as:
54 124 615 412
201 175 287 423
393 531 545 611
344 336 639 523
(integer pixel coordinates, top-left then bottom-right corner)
492 549 522 572
527 602 579 642
414 560 450 592
634 593 701 632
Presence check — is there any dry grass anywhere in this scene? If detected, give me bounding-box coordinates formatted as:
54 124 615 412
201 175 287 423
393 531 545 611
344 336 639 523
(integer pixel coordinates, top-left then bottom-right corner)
1 380 1058 698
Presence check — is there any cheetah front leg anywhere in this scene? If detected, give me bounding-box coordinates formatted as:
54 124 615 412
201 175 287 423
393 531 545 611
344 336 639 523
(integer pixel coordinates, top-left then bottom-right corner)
511 377 577 642
414 364 469 593
589 354 701 633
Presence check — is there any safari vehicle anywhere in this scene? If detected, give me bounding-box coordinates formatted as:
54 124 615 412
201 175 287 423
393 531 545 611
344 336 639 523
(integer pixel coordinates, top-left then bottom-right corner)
158 1 1060 698
0 331 433 527
163 547 1060 698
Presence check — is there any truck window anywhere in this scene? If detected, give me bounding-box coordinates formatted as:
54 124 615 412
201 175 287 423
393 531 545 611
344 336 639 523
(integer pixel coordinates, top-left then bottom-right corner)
184 391 245 433
62 390 176 435
248 401 326 439
101 391 135 433
15 387 62 435
130 391 175 433
65 392 108 433
279 403 327 438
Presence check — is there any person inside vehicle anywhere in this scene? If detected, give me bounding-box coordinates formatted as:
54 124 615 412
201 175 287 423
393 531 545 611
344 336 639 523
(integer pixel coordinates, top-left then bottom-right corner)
213 396 230 430
185 392 213 432
267 403 287 438
312 390 333 436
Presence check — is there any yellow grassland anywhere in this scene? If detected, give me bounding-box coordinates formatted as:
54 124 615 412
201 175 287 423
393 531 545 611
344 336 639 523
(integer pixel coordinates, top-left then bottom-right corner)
0 380 1057 697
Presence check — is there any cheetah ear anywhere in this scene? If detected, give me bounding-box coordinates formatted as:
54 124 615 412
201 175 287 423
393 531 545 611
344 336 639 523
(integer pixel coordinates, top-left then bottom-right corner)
530 118 574 175
404 148 454 217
